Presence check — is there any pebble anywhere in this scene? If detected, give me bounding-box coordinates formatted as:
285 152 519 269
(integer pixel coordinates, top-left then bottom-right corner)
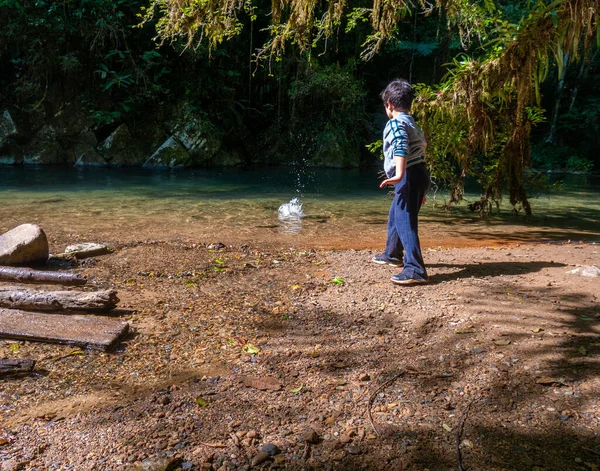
302 430 320 444
346 446 361 455
251 451 271 466
261 443 281 456
1 460 20 471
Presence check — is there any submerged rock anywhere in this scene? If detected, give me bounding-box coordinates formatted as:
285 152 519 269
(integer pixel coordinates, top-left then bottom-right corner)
0 224 49 265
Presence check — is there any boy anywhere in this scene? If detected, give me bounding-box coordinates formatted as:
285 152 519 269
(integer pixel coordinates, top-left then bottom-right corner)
372 78 430 285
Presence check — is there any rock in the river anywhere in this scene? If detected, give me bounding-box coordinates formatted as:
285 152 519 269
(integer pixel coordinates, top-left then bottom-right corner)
64 242 110 259
568 266 600 277
97 124 141 166
23 124 60 164
166 103 223 165
73 129 104 166
0 224 49 265
0 110 18 148
144 136 190 168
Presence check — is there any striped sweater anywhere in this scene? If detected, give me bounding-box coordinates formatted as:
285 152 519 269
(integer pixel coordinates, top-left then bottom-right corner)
382 112 427 178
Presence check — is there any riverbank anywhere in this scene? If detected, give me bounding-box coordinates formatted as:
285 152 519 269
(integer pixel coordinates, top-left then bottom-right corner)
1 236 599 470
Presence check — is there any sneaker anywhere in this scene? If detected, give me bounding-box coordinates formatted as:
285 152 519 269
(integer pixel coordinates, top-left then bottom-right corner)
372 254 403 267
390 273 428 285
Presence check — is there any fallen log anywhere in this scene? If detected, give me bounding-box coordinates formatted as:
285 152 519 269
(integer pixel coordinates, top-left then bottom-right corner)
0 358 36 377
0 288 119 313
0 308 129 351
0 266 86 286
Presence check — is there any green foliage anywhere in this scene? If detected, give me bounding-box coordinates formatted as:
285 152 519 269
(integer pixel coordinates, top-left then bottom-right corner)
286 61 368 166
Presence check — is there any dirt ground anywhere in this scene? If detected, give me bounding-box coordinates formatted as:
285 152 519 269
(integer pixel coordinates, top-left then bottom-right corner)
1 235 599 471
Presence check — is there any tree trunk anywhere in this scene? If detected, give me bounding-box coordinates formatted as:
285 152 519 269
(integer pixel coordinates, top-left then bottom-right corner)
0 266 86 286
546 52 569 144
0 359 36 377
0 288 118 312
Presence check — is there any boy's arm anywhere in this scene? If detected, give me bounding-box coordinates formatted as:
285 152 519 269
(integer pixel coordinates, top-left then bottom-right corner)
379 120 409 188
379 156 407 188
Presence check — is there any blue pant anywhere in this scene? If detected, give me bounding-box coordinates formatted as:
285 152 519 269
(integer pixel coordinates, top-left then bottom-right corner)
384 163 430 280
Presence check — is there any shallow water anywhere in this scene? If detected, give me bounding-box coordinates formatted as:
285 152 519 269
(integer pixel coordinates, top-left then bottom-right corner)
1 166 599 249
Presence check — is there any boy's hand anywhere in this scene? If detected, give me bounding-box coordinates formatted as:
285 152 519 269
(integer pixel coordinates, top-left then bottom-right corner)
379 176 401 188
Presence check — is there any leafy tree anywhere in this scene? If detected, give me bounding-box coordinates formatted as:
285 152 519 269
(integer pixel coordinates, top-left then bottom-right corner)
143 0 598 214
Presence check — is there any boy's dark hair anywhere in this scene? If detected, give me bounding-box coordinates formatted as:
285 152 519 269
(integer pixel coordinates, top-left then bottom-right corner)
380 78 414 110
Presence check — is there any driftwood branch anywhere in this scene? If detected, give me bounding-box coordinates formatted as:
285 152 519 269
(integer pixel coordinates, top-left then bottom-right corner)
0 266 86 286
0 358 36 377
0 288 118 312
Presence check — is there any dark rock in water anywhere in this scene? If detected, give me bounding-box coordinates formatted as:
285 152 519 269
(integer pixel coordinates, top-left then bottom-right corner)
0 224 49 265
261 443 281 456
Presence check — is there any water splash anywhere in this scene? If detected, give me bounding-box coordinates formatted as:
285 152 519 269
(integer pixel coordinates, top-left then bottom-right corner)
278 197 304 221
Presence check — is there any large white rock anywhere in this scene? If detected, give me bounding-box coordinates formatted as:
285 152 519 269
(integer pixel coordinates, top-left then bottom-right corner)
0 224 49 265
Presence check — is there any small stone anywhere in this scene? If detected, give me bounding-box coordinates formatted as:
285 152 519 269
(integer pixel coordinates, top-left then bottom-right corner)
339 434 352 444
1 460 20 471
246 430 258 439
64 242 110 259
346 446 361 455
302 430 320 444
134 456 183 471
158 396 171 406
251 451 271 466
261 443 281 456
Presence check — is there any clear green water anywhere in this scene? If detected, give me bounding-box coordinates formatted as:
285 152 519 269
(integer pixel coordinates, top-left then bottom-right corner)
1 166 598 248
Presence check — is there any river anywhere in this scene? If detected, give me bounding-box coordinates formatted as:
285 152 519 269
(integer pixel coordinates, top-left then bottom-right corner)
1 166 598 249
